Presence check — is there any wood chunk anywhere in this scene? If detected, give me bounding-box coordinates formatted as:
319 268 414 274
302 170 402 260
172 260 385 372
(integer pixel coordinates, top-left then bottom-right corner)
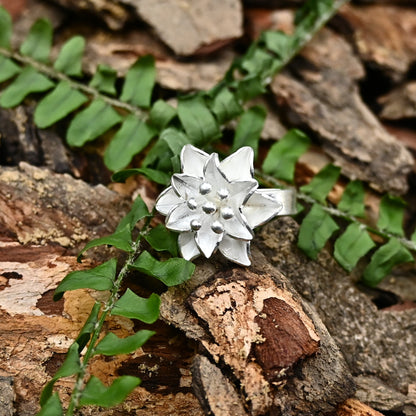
379 82 416 120
132 0 243 56
192 355 249 416
0 376 14 416
336 398 383 416
271 29 413 194
337 4 416 82
0 163 129 248
257 216 416 412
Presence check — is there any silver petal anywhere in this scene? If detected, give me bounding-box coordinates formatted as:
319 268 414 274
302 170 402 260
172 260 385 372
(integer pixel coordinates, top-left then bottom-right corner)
242 189 296 229
181 144 209 178
172 174 202 200
228 179 258 207
203 153 229 189
178 231 201 260
195 218 223 258
166 203 200 232
219 235 251 266
222 213 253 240
220 147 254 182
155 187 182 216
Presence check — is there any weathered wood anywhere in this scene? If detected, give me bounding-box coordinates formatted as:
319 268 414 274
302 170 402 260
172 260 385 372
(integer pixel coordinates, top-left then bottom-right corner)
379 81 416 120
271 28 413 194
336 398 383 416
257 217 416 413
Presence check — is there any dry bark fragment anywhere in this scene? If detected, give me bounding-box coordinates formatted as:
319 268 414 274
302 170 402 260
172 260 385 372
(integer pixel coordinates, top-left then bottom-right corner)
379 81 416 120
336 398 384 416
271 28 413 194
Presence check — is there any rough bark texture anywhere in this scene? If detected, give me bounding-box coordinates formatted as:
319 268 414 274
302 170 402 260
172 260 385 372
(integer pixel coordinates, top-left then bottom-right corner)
379 81 416 120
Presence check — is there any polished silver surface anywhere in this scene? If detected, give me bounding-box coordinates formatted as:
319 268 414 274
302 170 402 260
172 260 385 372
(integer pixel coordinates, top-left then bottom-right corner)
155 145 296 266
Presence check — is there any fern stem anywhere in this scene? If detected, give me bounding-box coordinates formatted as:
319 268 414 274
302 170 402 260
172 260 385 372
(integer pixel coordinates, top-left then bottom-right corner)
255 170 416 252
0 46 146 117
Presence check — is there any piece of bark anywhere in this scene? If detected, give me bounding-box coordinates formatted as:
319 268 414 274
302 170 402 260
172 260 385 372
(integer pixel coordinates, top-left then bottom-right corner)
379 82 416 120
0 162 129 249
192 355 249 416
0 376 14 416
337 4 416 83
271 28 413 194
128 0 243 56
160 255 355 416
336 398 384 416
257 216 416 412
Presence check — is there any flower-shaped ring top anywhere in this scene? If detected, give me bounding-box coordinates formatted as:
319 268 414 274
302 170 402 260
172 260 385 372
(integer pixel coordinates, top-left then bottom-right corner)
155 145 296 266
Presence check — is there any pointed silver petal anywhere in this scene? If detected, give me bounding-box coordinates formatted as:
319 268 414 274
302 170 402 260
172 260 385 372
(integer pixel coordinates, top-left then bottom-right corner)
178 232 201 261
203 153 229 189
222 214 253 240
172 174 202 199
242 189 296 229
220 147 254 182
228 179 258 207
195 219 223 258
181 144 209 178
166 203 200 232
219 235 251 266
155 187 182 215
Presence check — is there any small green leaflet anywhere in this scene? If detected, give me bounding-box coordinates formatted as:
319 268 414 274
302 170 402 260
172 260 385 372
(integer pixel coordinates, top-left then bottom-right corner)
377 194 406 236
262 31 293 59
112 289 160 324
362 238 414 287
0 6 12 49
54 36 85 77
34 81 88 128
0 66 54 108
104 115 157 172
36 393 63 416
54 258 116 301
209 86 243 124
160 127 190 156
178 95 221 146
66 99 122 146
120 55 155 108
300 164 341 203
234 75 265 102
144 224 178 256
79 376 141 407
89 64 117 96
94 330 155 356
115 194 150 233
262 129 310 182
112 167 170 185
20 18 53 63
232 106 266 158
149 99 177 130
131 250 195 286
298 203 339 259
241 47 277 79
40 342 81 405
334 223 375 272
0 56 21 83
337 180 366 218
75 302 101 352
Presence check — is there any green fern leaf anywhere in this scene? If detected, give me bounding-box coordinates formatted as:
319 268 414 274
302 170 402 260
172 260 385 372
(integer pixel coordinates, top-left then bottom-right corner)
300 164 341 203
160 127 190 155
377 194 406 236
0 66 54 107
104 115 157 171
66 99 122 146
0 6 12 49
262 129 310 183
232 105 266 158
89 64 117 95
337 180 366 218
20 18 52 63
36 393 63 416
54 35 85 77
362 238 414 287
34 81 88 128
298 203 339 259
209 86 243 124
120 55 155 108
149 99 177 130
94 330 155 356
112 167 170 185
234 74 265 102
334 223 375 272
0 56 21 82
262 31 293 59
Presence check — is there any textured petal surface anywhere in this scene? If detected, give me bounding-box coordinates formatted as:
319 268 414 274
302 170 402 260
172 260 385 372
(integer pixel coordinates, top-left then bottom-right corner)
219 235 251 266
228 180 258 207
178 232 201 260
203 153 228 189
195 218 223 258
222 214 253 240
243 189 295 228
155 187 182 215
181 144 209 178
220 147 254 182
166 203 199 232
171 174 202 200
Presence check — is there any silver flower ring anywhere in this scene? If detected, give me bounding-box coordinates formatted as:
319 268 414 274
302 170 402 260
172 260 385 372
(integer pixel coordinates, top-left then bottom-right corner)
155 145 296 266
